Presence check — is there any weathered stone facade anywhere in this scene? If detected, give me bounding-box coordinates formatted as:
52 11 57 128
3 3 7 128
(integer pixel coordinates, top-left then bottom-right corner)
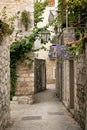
46 60 56 84
74 54 86 129
85 42 87 130
63 27 75 45
0 0 34 104
0 0 34 42
62 60 70 108
0 38 10 130
14 61 34 104
37 44 56 84
56 27 87 130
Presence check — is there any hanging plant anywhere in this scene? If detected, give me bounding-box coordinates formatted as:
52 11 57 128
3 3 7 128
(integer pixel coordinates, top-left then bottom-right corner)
21 10 31 31
0 20 13 44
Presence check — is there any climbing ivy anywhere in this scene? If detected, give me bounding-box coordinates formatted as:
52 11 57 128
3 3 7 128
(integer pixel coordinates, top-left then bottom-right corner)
66 40 84 58
34 0 48 27
0 7 17 42
10 0 58 99
10 28 39 99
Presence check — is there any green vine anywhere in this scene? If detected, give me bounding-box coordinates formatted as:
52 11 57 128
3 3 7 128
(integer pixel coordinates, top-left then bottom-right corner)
10 28 42 99
0 6 18 42
21 10 30 31
0 20 13 37
67 40 84 58
34 0 48 27
10 0 54 99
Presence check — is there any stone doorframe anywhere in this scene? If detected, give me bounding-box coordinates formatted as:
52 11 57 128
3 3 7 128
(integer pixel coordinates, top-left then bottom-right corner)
56 60 63 101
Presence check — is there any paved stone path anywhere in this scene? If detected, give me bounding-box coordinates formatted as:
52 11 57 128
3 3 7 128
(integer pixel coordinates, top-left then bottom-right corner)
6 84 81 130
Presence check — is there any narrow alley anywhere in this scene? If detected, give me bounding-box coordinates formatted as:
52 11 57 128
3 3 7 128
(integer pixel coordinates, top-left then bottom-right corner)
6 84 81 130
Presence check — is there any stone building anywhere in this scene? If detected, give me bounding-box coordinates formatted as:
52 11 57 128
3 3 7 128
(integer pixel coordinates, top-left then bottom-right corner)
15 52 34 104
35 0 58 85
0 0 34 38
0 0 34 128
56 27 87 130
11 0 34 103
0 38 10 130
0 0 34 103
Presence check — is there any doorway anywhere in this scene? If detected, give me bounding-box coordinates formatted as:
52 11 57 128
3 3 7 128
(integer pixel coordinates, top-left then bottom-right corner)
34 58 46 93
69 60 74 109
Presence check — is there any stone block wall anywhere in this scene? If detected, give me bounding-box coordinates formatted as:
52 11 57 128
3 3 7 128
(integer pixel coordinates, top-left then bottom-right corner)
75 50 87 129
74 60 78 115
62 28 75 108
37 45 56 84
16 62 34 96
62 60 70 108
62 28 87 129
0 0 34 42
85 42 87 130
56 27 87 129
14 59 34 104
63 27 74 45
0 38 10 130
0 0 34 104
46 60 56 84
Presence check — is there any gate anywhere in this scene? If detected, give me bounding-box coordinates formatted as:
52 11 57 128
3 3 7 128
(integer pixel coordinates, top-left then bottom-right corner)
34 58 46 93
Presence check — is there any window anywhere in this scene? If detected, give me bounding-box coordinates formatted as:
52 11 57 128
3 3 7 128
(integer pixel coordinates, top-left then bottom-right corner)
53 67 56 79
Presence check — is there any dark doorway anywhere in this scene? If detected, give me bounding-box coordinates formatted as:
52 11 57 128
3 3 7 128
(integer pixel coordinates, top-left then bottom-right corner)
69 60 74 109
34 58 46 93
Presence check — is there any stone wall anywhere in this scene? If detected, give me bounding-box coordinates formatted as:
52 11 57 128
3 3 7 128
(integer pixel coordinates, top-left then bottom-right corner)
60 46 87 130
0 38 10 130
63 27 74 45
56 27 87 129
74 54 86 129
62 29 87 129
85 42 87 130
13 54 34 104
62 60 70 108
37 43 56 84
56 28 75 108
0 0 34 42
0 0 35 104
46 60 56 84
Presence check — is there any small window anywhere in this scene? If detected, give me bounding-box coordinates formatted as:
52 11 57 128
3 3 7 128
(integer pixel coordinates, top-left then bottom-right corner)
53 67 56 79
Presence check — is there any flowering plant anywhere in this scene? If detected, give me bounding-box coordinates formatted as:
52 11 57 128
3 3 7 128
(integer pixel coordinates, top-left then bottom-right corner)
48 44 69 60
55 44 69 60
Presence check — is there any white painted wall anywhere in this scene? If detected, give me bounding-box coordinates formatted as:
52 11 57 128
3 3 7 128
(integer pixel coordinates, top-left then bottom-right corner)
34 0 58 59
